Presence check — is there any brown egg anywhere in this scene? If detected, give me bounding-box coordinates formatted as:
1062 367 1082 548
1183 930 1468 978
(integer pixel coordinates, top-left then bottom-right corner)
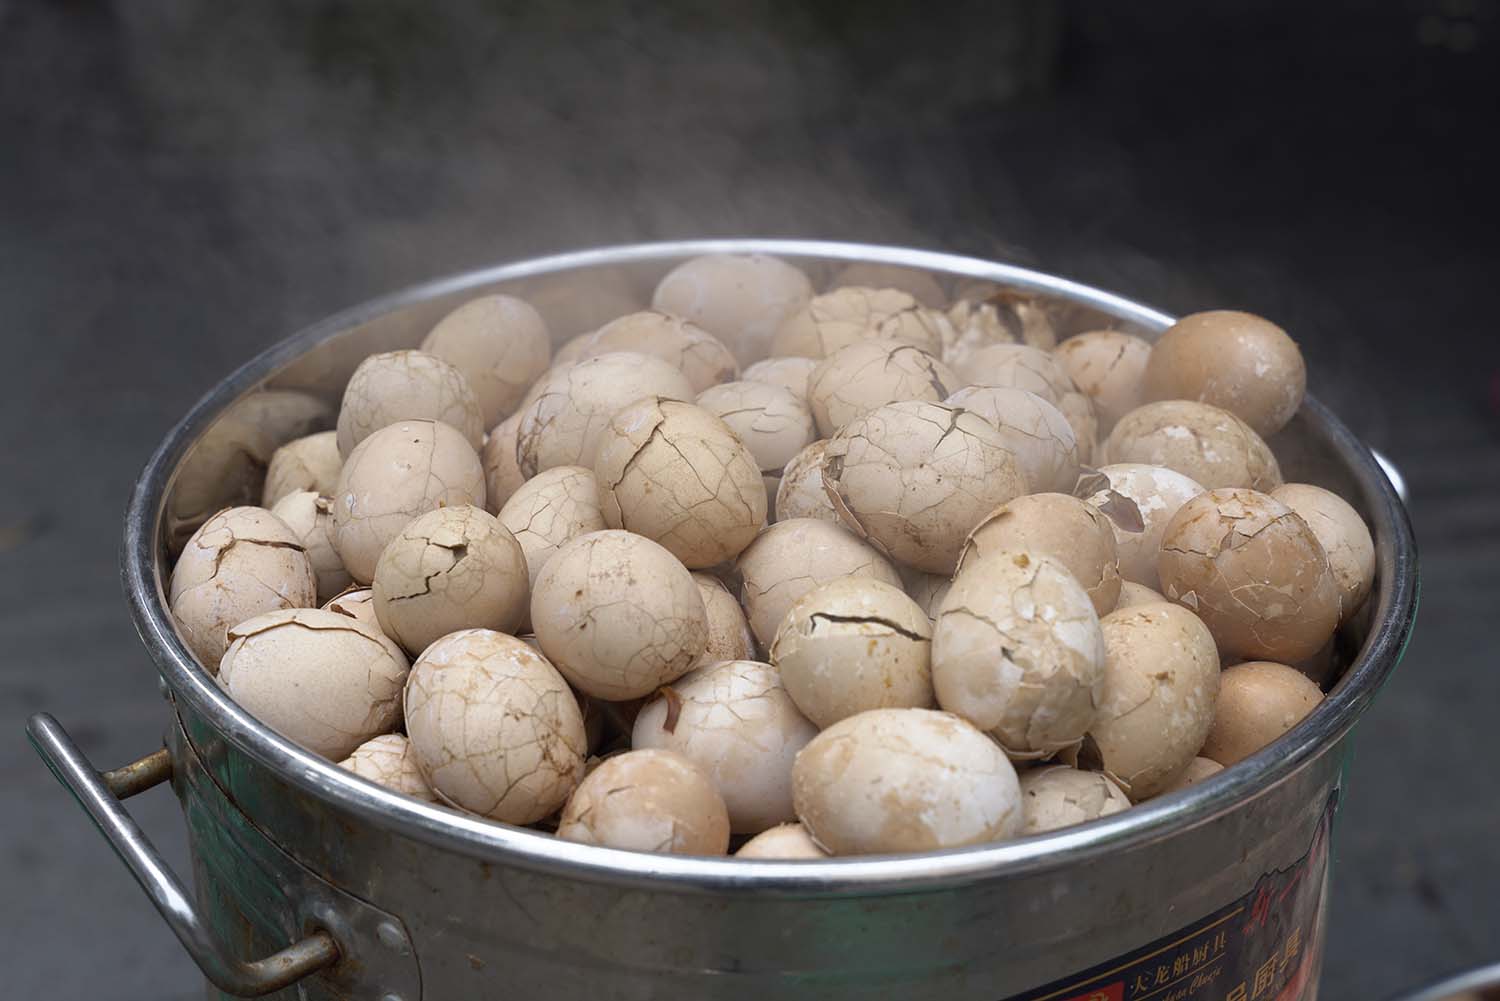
571 311 739 394
1202 661 1324 766
557 749 730 855
692 572 757 668
1144 310 1306 437
943 289 1056 364
961 494 1121 615
951 343 1097 457
269 490 353 603
806 340 960 436
421 294 552 427
1113 581 1167 611
335 350 485 457
944 386 1080 493
735 822 829 859
1271 483 1377 620
697 381 817 489
829 262 947 307
1053 331 1153 432
1159 757 1225 795
651 253 814 366
262 431 342 508
821 401 1028 575
480 412 527 513
1087 602 1220 800
1104 401 1282 491
1159 488 1340 662
1081 463 1206 591
339 734 436 802
496 466 606 631
741 356 819 404
771 287 950 359
774 440 840 524
1018 766 1132 834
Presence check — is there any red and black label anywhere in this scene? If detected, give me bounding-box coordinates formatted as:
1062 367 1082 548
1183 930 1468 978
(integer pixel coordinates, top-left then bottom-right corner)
1006 791 1337 1001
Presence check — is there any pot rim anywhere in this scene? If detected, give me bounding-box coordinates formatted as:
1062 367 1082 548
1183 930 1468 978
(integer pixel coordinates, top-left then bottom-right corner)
123 239 1418 894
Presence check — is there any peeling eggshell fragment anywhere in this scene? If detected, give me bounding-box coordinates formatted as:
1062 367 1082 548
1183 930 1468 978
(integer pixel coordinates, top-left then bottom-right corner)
735 822 829 859
322 586 379 630
821 400 1027 574
773 440 839 524
557 748 730 855
1018 765 1131 834
262 431 342 508
1158 488 1340 662
651 254 814 366
573 311 739 393
169 506 317 671
330 420 486 584
421 294 553 427
1081 463 1205 591
335 350 485 457
961 493 1121 615
792 708 1022 855
806 340 960 437
770 578 934 729
1104 400 1282 491
944 285 1057 358
931 551 1106 758
531 530 708 700
218 608 408 760
634 659 817 834
372 505 529 655
593 398 767 568
1271 483 1376 620
339 734 436 802
516 352 695 477
735 518 902 648
771 286 950 359
1201 661 1324 766
944 385 1080 493
1053 331 1153 432
1087 602 1221 800
270 490 354 603
403 629 586 824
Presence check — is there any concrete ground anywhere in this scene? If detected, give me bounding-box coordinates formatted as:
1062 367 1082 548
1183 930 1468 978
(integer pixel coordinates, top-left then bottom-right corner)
3 2 1497 998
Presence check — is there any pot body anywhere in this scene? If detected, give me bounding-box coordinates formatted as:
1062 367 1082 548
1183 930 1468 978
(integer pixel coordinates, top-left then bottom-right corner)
111 241 1415 1001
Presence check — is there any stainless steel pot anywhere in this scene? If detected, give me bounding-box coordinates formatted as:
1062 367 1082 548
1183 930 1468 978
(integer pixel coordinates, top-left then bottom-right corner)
28 240 1419 1001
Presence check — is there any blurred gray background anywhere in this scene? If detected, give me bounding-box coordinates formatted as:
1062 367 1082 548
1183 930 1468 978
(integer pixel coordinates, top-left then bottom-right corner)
3 2 1497 998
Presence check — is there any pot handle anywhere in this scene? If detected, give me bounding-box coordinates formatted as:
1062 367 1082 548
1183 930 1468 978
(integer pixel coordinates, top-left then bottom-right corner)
26 713 340 997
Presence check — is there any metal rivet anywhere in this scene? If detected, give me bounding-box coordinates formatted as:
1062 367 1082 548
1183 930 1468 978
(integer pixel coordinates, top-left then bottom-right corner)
376 921 408 953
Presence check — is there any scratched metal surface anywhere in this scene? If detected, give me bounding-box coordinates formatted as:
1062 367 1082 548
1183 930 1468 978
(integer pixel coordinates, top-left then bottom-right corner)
2 2 1496 999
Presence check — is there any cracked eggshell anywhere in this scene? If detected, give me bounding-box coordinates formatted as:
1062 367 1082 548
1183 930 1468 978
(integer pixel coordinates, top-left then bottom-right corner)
735 822 829 859
270 490 354 603
742 356 818 403
1053 331 1153 432
1160 756 1224 795
634 659 817 833
1145 311 1306 438
218 608 408 759
735 518 902 647
531 530 707 700
516 351 695 477
774 440 839 524
371 505 529 655
1104 400 1282 491
807 340 960 437
953 342 1095 448
697 381 816 484
481 412 527 513
1081 463 1206 591
944 288 1057 361
931 551 1106 757
961 494 1121 615
1158 488 1340 662
335 350 485 458
322 585 380 630
693 572 757 668
899 565 952 620
829 263 947 307
330 419 486 584
262 431 342 508
769 578 934 729
821 400 1028 574
944 386 1080 493
651 253 814 366
792 708 1022 854
169 506 317 671
771 287 950 359
593 398 766 568
420 294 552 427
1087 602 1220 800
1201 661 1323 766
403 629 586 824
557 748 730 855
497 464 605 597
1113 581 1167 611
1271 483 1376 620
338 733 436 802
1019 765 1132 834
575 311 738 393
